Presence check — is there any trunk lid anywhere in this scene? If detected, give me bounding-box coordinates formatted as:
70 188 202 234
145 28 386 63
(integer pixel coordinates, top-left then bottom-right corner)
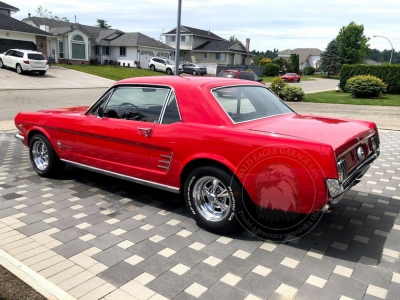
237 113 375 156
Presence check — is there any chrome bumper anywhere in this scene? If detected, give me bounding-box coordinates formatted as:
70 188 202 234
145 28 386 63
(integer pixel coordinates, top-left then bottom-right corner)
15 133 25 141
330 152 379 204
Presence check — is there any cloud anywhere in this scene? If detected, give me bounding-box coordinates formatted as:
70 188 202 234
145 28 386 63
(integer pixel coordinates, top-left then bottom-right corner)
12 0 400 51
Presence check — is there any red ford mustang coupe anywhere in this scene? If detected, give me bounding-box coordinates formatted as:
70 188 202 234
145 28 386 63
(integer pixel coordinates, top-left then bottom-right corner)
14 76 380 233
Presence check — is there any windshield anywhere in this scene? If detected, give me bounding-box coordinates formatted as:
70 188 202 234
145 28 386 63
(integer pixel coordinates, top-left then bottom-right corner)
212 86 293 123
217 72 236 78
165 59 175 65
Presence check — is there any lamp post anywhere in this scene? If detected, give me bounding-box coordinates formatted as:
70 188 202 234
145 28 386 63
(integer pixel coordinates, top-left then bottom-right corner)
373 35 394 64
174 0 182 75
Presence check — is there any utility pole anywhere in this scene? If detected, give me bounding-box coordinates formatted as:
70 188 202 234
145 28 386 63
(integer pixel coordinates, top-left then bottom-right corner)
174 0 182 75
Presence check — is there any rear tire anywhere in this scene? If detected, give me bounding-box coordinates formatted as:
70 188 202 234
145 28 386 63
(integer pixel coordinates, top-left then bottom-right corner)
192 70 197 76
184 166 243 234
16 64 23 74
150 65 155 71
166 68 172 75
29 133 65 178
0 59 4 68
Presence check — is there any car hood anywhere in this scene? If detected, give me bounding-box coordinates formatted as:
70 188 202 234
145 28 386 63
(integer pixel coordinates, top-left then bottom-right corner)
237 113 375 155
38 106 90 115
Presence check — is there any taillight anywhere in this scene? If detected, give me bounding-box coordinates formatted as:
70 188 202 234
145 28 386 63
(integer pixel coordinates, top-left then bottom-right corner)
46 61 49 65
23 60 29 64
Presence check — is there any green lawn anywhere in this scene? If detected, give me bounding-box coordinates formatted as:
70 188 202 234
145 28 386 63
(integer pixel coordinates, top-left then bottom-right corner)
305 90 400 106
58 64 165 81
304 73 340 80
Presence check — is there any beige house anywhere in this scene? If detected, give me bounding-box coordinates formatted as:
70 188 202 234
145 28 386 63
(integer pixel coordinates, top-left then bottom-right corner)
162 25 253 65
22 16 173 67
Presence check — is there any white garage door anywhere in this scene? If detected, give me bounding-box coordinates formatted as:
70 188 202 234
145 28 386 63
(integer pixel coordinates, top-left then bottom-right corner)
139 51 154 69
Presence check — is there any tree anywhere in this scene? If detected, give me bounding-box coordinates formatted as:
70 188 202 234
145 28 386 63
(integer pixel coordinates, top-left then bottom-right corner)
96 19 111 29
35 6 69 21
229 35 239 42
336 21 370 65
253 54 264 65
320 39 341 77
273 57 289 71
288 54 299 73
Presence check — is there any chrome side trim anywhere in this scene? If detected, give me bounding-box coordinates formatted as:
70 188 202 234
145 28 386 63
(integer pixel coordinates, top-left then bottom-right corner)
60 159 180 194
15 133 24 141
336 133 375 159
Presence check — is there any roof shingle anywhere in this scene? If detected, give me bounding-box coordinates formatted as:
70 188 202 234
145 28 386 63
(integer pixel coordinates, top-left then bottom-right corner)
0 1 18 12
110 32 173 49
0 14 52 36
164 25 225 41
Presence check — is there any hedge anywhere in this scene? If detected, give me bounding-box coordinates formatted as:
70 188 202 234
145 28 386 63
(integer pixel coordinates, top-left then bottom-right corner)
340 64 400 94
263 63 280 76
345 75 387 98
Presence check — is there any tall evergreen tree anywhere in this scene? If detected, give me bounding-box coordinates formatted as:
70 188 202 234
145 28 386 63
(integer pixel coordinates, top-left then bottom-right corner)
96 19 111 29
320 39 341 77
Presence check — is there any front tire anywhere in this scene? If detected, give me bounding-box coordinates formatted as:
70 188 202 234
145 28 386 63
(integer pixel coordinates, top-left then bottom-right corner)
16 64 23 74
29 133 65 177
0 59 4 68
184 166 243 233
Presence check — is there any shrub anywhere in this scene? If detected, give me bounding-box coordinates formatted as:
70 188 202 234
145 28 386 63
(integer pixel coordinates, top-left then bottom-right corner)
264 63 280 76
281 85 305 101
270 76 287 98
345 75 387 98
259 58 272 65
302 66 315 75
340 64 400 94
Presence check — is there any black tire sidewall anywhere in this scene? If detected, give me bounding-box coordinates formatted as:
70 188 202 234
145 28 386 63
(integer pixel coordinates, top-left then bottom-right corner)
184 166 243 233
29 134 57 177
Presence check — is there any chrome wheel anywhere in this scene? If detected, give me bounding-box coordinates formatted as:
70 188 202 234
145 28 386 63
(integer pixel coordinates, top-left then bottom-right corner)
193 176 231 222
31 139 49 171
16 64 22 74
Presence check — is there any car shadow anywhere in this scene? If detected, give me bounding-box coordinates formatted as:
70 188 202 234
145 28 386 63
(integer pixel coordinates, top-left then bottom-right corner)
41 164 398 270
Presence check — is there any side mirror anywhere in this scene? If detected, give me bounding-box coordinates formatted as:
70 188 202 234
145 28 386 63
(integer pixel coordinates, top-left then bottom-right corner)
97 107 105 118
257 78 263 82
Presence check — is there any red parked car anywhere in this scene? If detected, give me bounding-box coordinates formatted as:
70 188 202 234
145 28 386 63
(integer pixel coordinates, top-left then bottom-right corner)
14 76 380 234
281 72 301 82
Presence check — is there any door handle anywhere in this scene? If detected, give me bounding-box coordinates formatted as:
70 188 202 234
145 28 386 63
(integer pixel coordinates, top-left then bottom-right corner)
138 127 152 137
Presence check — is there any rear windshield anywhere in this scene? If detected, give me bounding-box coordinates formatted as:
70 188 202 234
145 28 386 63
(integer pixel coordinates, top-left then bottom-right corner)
28 54 45 60
212 86 292 123
217 72 236 78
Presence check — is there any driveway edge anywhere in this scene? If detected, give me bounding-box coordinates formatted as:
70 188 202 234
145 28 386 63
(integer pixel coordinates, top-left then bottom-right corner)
0 248 76 300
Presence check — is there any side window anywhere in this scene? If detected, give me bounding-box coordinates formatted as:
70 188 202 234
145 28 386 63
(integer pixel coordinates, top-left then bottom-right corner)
104 87 170 122
162 92 181 124
5 50 14 56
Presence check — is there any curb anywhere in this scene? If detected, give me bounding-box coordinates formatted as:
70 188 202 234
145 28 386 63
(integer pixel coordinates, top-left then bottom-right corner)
0 248 76 300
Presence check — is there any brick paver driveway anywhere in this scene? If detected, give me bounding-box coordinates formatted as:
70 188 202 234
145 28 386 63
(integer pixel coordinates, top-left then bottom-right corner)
0 130 399 300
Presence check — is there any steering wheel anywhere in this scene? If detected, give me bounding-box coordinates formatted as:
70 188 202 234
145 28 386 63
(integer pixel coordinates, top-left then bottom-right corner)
116 102 140 116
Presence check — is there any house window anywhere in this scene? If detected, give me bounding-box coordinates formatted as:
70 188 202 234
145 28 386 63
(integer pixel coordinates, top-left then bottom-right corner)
120 47 126 56
0 8 8 16
58 41 64 59
181 36 187 42
95 46 100 55
71 34 85 60
168 36 176 42
216 53 226 61
204 52 209 59
102 46 109 55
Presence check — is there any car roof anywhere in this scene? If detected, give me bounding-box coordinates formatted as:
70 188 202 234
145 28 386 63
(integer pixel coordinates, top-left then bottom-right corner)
115 76 262 90
220 70 250 73
7 49 43 54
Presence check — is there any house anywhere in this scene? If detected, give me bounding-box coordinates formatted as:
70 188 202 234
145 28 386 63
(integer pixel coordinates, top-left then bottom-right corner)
0 1 53 55
277 48 323 70
162 25 253 65
21 16 173 67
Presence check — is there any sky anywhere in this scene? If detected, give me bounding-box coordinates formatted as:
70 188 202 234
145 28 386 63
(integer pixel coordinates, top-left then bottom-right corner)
10 0 400 54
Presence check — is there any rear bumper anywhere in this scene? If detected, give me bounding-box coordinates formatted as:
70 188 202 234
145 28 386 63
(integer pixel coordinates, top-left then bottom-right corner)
15 133 25 141
330 151 379 204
